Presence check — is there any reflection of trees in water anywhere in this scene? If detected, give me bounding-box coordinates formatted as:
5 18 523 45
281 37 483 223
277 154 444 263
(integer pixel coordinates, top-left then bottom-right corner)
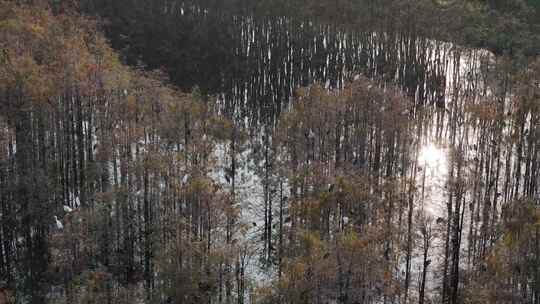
99 3 453 126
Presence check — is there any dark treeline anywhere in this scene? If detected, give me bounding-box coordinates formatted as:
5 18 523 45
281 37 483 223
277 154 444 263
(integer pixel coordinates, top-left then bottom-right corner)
78 0 539 127
83 0 540 56
1 0 540 304
76 0 460 126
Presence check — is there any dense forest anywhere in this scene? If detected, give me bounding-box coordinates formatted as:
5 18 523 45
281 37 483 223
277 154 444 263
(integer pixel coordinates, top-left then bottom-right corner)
0 0 539 303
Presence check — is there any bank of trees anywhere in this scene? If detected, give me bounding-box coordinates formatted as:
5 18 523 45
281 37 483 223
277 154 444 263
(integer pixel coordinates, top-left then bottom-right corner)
1 0 540 304
0 2 249 303
258 56 540 303
75 0 539 128
264 79 412 303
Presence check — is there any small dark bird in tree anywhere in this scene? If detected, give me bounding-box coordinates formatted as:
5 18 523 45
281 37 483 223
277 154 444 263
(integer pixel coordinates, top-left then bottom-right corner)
0 48 9 62
252 222 257 227
436 217 444 224
384 247 390 259
426 259 432 267
224 167 233 181
199 282 212 292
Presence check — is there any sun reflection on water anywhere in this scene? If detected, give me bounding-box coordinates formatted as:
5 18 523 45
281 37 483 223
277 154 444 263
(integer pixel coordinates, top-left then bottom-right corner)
418 143 449 217
419 143 446 171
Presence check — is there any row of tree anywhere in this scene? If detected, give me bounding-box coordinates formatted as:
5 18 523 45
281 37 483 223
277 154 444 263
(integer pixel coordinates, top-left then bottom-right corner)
0 0 539 303
0 2 252 303
260 57 540 303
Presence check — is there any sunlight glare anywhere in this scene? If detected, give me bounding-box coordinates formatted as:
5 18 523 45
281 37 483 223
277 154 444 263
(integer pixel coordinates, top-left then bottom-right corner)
419 143 445 168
